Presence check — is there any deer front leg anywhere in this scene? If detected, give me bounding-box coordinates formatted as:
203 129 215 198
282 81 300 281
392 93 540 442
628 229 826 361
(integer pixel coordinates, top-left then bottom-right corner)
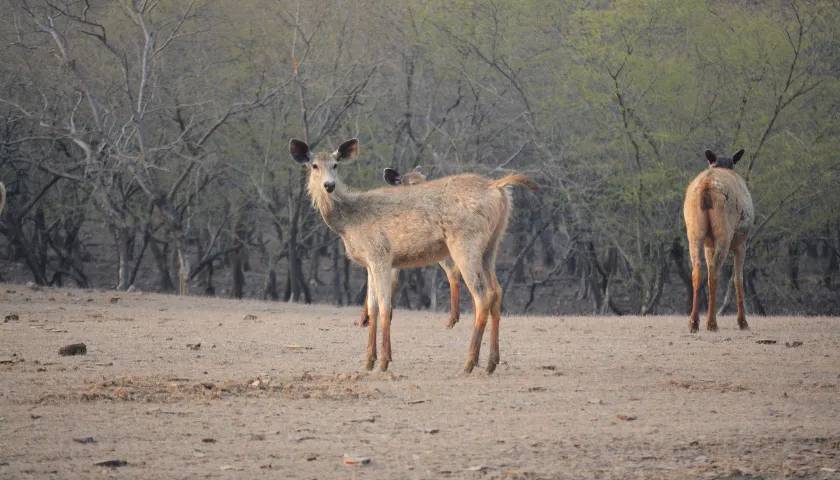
370 264 394 372
486 273 502 374
443 262 461 329
364 269 378 370
733 242 749 330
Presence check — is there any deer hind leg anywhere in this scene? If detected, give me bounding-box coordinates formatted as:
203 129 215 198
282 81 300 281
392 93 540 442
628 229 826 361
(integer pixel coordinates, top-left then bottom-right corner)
704 238 730 332
364 269 378 370
486 271 502 374
451 251 494 374
733 240 749 330
442 261 461 329
370 264 394 372
688 238 703 333
449 243 498 373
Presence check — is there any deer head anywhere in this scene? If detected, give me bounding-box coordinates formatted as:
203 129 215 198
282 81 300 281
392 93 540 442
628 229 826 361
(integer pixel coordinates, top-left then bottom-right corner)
290 138 359 194
705 149 745 170
383 166 427 186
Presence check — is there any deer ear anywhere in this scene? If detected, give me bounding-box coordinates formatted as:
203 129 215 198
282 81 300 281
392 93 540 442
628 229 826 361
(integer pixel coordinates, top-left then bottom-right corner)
705 150 717 164
290 139 310 164
335 138 358 162
732 149 745 164
383 168 402 185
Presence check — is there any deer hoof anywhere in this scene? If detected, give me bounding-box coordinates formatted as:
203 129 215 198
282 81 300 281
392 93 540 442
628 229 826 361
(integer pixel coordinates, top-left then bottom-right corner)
446 317 459 329
689 321 699 333
706 322 718 332
365 357 376 371
463 359 476 374
379 359 390 372
738 319 749 330
486 353 499 374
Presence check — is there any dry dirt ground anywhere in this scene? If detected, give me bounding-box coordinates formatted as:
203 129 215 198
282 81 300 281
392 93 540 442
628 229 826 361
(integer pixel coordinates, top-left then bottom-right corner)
1 283 839 479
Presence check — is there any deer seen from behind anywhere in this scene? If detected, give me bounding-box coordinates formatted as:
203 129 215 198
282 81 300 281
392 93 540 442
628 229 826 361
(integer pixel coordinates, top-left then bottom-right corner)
683 149 754 332
356 167 462 330
289 138 536 373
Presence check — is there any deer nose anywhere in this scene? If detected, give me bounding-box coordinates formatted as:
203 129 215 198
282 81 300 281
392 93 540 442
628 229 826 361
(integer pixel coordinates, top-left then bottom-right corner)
324 181 335 193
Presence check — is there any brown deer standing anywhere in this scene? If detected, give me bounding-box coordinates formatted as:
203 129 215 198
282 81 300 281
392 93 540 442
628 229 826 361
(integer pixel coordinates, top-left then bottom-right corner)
683 149 754 332
290 138 536 373
357 167 462 329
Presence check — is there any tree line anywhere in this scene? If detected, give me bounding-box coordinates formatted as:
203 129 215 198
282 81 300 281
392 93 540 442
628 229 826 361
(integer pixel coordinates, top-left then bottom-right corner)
1 0 838 315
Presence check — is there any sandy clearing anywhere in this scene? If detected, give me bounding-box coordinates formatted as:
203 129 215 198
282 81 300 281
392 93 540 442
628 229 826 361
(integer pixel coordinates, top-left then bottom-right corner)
1 284 839 479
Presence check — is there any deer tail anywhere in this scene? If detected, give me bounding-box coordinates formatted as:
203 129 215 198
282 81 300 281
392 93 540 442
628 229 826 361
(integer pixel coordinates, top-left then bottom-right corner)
489 173 538 191
700 177 713 211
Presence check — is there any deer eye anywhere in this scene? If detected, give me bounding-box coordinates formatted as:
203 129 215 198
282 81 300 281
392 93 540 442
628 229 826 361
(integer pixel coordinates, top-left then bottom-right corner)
312 164 319 170
332 164 337 169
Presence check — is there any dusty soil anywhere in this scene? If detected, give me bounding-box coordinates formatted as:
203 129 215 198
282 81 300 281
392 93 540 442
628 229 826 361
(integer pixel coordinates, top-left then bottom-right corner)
1 283 838 479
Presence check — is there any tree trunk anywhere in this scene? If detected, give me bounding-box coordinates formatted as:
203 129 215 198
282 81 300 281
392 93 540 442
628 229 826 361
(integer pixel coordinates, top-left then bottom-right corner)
264 268 278 300
285 172 308 302
176 246 190 296
745 268 766 316
430 268 439 312
342 255 353 305
640 257 665 316
787 242 800 290
128 229 151 288
669 238 693 314
331 240 342 305
231 249 244 298
231 217 246 299
204 260 216 296
149 240 176 292
115 227 133 291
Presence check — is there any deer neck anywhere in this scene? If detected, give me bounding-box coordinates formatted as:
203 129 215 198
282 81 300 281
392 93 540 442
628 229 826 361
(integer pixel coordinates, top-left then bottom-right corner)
307 177 359 235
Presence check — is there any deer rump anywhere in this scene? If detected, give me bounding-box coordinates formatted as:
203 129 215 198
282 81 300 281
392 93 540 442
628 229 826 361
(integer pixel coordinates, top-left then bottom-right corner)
338 174 515 271
688 171 751 243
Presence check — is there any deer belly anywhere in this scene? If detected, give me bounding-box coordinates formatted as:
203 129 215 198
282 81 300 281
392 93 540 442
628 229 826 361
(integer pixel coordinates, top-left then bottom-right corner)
392 239 449 269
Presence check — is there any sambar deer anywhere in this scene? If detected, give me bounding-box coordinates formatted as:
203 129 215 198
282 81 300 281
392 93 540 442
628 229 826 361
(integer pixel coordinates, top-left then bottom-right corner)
289 138 536 373
683 149 754 332
357 167 462 329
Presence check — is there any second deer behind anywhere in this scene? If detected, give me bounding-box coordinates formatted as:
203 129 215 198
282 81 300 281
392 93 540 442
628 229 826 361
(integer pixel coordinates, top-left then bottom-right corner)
356 167 462 330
